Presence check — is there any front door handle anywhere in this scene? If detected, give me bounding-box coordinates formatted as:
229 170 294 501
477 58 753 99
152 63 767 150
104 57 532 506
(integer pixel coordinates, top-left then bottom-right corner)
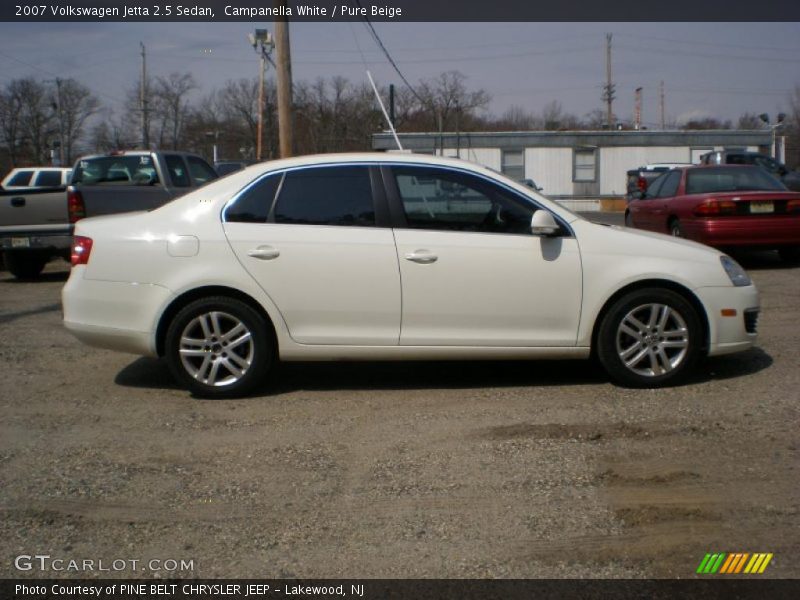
404 250 438 264
247 245 280 260
10 197 25 207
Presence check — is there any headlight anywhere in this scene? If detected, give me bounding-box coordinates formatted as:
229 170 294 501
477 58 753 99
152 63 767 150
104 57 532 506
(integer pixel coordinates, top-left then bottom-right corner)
720 255 751 287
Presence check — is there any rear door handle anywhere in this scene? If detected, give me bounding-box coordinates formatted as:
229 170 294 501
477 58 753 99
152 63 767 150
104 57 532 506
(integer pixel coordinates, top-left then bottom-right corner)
404 250 438 264
247 245 280 260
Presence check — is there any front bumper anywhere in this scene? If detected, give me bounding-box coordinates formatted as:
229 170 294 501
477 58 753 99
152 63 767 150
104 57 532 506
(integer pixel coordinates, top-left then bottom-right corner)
62 270 173 357
695 284 760 356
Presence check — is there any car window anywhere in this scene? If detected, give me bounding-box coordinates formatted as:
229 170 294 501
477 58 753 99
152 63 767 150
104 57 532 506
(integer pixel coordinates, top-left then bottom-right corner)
72 155 160 185
686 167 786 194
392 166 535 234
33 170 63 187
753 156 779 173
643 173 666 199
272 166 375 227
186 156 218 185
165 155 190 188
656 171 681 198
224 173 282 224
7 170 34 186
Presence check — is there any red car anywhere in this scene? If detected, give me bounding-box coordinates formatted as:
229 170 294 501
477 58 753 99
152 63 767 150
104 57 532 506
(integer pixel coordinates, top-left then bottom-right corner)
626 165 800 263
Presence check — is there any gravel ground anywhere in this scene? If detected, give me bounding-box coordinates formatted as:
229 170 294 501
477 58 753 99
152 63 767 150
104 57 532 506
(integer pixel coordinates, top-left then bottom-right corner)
0 249 798 579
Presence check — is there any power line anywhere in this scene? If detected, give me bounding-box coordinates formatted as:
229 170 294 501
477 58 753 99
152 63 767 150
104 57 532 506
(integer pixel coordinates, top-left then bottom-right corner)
353 0 425 105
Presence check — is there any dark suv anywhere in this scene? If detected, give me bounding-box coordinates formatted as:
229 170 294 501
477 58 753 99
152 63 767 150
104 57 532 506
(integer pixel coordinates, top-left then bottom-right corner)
700 151 800 191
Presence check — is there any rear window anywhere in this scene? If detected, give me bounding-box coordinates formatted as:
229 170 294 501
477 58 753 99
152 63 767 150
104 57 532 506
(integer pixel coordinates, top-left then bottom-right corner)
72 156 159 186
685 167 786 194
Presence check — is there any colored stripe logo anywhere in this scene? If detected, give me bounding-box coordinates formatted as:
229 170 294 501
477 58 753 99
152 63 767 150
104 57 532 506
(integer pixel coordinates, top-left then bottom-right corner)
696 553 773 574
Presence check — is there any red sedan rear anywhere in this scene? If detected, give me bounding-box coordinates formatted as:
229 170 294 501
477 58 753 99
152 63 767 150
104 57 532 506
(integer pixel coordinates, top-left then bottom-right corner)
626 165 800 263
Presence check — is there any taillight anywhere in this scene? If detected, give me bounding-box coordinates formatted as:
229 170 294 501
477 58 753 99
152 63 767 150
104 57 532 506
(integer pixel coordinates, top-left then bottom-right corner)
68 188 86 223
637 177 648 192
694 199 737 216
71 236 93 266
788 199 800 214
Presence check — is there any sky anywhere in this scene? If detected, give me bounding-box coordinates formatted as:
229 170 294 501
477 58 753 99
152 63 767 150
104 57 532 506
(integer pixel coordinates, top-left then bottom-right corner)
1 21 799 128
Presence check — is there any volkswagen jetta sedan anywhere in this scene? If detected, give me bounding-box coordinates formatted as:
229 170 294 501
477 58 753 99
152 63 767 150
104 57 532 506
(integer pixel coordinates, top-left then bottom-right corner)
62 153 759 397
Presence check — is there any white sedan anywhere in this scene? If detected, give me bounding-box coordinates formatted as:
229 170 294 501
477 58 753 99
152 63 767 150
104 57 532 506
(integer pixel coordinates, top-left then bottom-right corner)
62 153 759 397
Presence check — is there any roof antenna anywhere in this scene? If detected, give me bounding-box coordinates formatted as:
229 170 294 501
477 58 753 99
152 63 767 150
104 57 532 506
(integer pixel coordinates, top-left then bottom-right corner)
367 70 404 152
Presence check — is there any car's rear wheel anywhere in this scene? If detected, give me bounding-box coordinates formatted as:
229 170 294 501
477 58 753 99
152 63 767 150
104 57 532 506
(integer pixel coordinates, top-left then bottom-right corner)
165 296 273 398
596 288 702 388
4 250 47 280
778 246 800 265
669 219 684 238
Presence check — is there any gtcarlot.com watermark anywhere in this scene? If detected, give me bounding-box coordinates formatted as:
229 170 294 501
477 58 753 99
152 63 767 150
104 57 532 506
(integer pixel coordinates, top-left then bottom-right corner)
14 554 195 572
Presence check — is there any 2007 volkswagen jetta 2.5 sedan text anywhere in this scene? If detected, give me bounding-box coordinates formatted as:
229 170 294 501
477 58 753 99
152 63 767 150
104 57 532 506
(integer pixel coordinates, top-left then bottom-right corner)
62 153 759 398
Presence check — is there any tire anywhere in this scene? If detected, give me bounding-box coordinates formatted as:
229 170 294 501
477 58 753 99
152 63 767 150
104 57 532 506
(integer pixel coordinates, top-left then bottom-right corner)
778 246 800 265
165 296 274 398
669 219 684 238
596 288 702 388
624 211 634 227
4 250 47 280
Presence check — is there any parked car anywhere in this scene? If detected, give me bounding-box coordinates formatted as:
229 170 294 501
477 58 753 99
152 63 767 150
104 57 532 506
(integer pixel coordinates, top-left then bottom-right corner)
69 151 218 220
626 163 692 199
215 159 256 177
625 165 800 263
700 150 800 191
63 153 759 397
1 151 217 280
1 167 72 190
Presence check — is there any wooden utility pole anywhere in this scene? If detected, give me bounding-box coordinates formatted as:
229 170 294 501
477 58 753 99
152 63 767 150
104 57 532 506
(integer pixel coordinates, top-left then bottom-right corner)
274 0 294 158
256 51 265 161
140 42 149 148
602 33 615 129
634 87 642 131
659 80 666 129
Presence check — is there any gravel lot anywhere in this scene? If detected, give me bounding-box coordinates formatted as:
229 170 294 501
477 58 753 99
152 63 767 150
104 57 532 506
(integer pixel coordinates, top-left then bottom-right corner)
1 243 798 579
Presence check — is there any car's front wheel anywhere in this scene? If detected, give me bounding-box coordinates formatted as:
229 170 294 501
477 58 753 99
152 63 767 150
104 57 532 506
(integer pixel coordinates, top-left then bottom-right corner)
596 288 702 388
165 296 273 398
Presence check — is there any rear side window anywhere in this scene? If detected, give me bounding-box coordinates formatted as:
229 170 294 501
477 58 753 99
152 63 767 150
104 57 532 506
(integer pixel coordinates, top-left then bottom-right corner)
656 171 681 198
272 166 375 227
225 174 281 224
72 156 159 185
7 170 33 186
187 156 218 185
34 171 63 187
165 155 190 188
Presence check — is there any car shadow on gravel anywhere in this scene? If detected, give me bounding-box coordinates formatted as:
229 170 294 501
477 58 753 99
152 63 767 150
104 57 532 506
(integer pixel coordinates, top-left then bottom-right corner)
728 249 798 271
114 349 772 397
0 270 69 283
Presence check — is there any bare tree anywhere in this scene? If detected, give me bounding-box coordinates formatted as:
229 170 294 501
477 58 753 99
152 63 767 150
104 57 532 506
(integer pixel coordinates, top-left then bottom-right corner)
417 71 491 131
152 72 198 149
15 78 54 163
50 78 100 163
0 83 24 165
737 112 763 130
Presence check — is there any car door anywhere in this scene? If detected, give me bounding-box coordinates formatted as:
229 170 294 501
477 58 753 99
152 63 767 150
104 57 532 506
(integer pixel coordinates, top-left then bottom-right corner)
629 172 666 231
223 164 401 345
385 164 582 347
650 170 682 233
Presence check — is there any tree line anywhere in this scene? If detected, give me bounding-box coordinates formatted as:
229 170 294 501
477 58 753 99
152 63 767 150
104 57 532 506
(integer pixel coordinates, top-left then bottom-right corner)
2 70 800 174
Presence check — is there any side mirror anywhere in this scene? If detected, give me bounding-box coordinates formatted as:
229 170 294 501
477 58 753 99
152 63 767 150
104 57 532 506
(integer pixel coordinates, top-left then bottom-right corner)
531 210 559 236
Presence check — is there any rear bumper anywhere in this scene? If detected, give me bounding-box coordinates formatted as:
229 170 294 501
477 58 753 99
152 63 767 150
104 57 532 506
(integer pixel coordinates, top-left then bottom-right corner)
695 284 760 356
62 270 173 356
684 215 800 248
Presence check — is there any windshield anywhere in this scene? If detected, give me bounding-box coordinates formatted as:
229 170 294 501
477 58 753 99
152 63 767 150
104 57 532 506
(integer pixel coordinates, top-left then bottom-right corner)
686 167 786 194
72 155 159 185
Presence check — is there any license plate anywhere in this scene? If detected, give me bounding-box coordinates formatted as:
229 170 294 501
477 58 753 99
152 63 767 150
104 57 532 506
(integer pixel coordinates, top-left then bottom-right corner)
750 201 774 214
11 237 30 248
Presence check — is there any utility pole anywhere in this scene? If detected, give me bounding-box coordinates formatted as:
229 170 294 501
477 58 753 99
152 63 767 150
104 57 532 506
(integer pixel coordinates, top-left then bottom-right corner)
140 42 149 149
46 78 65 165
634 87 642 131
389 84 395 127
659 80 666 130
274 0 294 158
602 33 615 129
257 49 266 160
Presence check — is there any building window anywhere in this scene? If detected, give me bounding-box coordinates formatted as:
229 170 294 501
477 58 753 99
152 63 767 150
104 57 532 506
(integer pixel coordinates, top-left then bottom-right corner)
573 148 597 182
501 150 525 182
